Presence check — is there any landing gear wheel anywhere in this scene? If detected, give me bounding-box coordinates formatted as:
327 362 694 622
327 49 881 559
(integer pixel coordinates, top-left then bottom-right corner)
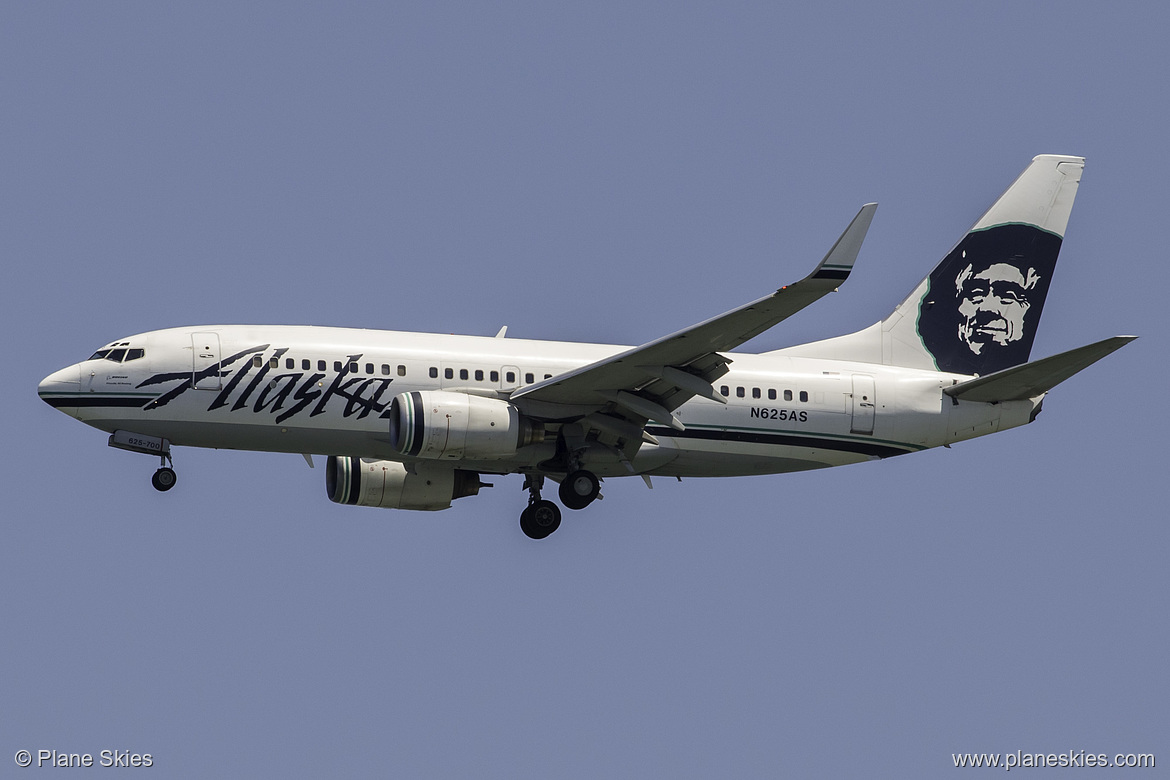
152 467 177 492
559 469 600 510
520 499 561 539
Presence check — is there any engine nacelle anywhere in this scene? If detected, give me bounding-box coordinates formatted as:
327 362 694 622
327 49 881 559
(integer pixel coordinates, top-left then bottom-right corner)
325 456 481 511
388 390 543 460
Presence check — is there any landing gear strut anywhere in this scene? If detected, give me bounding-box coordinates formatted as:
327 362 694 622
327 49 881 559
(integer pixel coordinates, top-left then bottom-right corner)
559 469 600 510
519 475 561 540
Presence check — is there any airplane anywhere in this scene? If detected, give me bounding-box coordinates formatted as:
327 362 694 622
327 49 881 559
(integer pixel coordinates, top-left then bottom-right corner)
38 155 1134 538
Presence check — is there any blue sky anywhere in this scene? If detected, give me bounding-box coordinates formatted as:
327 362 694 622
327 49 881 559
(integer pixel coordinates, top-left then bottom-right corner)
3 3 1165 777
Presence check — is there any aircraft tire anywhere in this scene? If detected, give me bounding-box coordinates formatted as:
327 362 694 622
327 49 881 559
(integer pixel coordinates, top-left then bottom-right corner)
152 467 177 492
520 500 561 539
559 470 600 510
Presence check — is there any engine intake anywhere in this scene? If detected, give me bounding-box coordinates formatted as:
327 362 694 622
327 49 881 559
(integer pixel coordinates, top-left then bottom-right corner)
325 456 481 511
388 390 543 460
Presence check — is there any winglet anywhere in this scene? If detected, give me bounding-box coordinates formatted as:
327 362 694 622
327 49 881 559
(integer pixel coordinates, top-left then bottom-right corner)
807 203 877 283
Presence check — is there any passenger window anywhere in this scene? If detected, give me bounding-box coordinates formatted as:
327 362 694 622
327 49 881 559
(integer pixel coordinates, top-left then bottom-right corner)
254 356 263 368
525 372 534 384
768 389 776 400
348 362 358 373
125 348 145 361
720 385 729 397
736 387 745 398
505 371 516 383
333 361 342 372
317 360 326 371
381 364 390 376
429 367 438 379
398 365 406 377
490 370 499 382
752 387 761 399
286 358 295 369
784 390 793 401
474 369 484 381
302 359 310 371
545 374 552 380
444 368 454 380
799 391 809 402
365 363 374 375
270 357 279 368
460 369 469 380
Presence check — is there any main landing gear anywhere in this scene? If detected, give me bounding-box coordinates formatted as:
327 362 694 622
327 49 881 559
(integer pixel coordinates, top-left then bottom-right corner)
518 469 602 539
559 469 600 510
519 475 560 539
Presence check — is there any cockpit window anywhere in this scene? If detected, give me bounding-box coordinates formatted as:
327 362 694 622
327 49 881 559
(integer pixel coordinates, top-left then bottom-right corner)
88 346 145 363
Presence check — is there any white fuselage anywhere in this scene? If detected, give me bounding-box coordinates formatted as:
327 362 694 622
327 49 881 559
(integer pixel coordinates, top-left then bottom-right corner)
39 325 1038 479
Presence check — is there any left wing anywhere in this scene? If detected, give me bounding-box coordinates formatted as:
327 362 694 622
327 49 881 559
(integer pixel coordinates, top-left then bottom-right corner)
511 203 877 431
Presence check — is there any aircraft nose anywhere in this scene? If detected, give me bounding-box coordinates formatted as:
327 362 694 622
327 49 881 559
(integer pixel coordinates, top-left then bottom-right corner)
39 365 81 414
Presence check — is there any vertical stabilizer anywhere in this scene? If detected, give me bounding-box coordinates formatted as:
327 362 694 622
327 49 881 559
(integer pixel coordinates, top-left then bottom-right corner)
882 154 1084 374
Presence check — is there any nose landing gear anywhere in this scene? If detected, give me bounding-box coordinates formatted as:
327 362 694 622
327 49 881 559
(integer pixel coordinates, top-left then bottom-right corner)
152 460 177 492
108 430 178 493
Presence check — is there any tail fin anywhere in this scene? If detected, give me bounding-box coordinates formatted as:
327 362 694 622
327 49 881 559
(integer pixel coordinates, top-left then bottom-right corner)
884 154 1085 374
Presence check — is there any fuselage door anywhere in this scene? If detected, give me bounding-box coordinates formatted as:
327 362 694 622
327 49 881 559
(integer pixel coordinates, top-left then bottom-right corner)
850 374 876 435
191 332 222 390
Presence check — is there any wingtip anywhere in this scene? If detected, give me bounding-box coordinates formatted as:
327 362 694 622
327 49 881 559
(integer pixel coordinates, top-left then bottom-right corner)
810 202 877 280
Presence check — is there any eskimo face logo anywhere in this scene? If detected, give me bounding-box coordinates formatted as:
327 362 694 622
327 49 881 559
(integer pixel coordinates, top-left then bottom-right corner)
917 224 1061 376
955 257 1041 355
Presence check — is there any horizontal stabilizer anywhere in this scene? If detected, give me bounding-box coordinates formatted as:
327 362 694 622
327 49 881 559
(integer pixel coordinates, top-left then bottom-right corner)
943 336 1136 403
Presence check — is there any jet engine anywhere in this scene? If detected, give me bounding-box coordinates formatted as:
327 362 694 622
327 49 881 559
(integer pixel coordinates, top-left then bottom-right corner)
325 456 481 511
388 390 543 460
